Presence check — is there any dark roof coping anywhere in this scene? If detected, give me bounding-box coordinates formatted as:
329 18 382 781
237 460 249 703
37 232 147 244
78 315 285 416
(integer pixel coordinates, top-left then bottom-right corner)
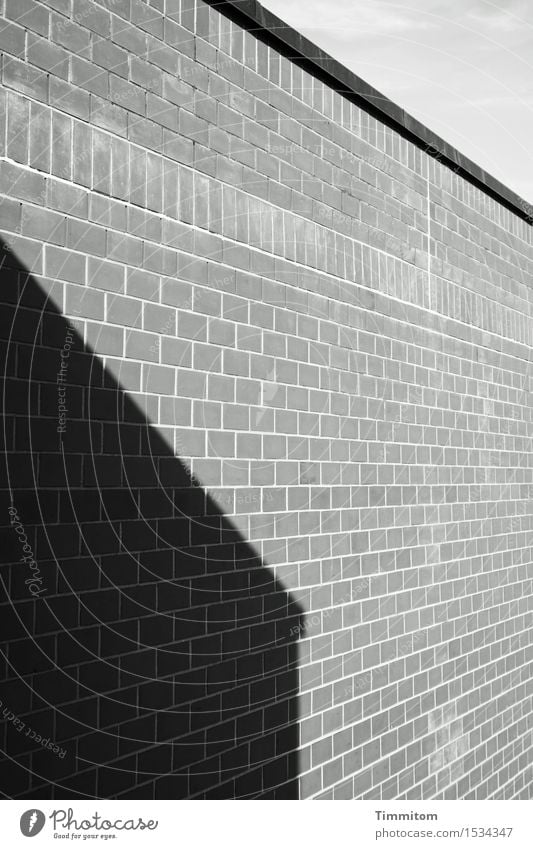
205 0 533 225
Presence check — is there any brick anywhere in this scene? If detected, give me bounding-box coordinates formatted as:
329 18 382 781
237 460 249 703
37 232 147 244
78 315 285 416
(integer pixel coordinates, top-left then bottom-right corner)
193 342 222 372
177 254 207 284
146 153 164 213
45 245 86 283
128 115 162 151
91 130 112 193
106 294 143 328
0 0 531 807
111 17 147 56
178 109 209 145
109 75 146 115
52 111 72 181
193 287 221 317
125 329 159 362
128 147 146 208
160 336 191 367
142 363 174 394
51 14 91 56
50 78 91 121
22 206 66 244
193 401 221 430
128 207 161 242
223 403 249 431
88 195 126 230
86 321 124 356
92 95 128 135
28 101 51 173
0 89 5 159
72 0 111 38
67 220 106 256
123 270 159 308
103 137 128 198
71 56 109 98
3 56 49 102
143 303 176 335
131 0 164 38
164 20 195 57
47 180 88 218
107 231 142 267
163 74 193 108
221 459 248 486
147 39 179 75
144 244 175 276
0 197 22 234
65 283 105 320
162 160 179 218
195 90 217 125
146 93 178 130
0 232 43 271
173 427 204 456
177 368 206 398
130 57 163 96
5 0 49 35
87 257 125 293
0 20 26 59
178 167 194 224
27 33 70 80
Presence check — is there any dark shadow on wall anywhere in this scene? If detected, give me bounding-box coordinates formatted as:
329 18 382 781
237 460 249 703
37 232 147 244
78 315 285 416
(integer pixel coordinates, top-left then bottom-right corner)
0 241 302 799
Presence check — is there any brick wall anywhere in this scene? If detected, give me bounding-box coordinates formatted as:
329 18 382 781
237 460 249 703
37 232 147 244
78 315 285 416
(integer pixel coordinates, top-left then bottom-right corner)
1 0 533 800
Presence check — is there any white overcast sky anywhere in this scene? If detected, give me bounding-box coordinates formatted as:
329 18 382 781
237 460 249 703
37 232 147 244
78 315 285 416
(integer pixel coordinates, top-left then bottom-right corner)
259 0 533 203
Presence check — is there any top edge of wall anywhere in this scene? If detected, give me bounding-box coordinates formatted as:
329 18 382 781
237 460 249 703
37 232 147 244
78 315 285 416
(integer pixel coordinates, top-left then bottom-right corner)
203 0 533 226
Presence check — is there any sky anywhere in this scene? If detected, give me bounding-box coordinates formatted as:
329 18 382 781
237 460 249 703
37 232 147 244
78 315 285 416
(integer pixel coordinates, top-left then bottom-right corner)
259 0 533 203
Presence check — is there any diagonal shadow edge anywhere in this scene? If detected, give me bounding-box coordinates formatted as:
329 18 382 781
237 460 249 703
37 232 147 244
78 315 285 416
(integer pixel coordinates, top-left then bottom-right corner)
0 239 303 800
